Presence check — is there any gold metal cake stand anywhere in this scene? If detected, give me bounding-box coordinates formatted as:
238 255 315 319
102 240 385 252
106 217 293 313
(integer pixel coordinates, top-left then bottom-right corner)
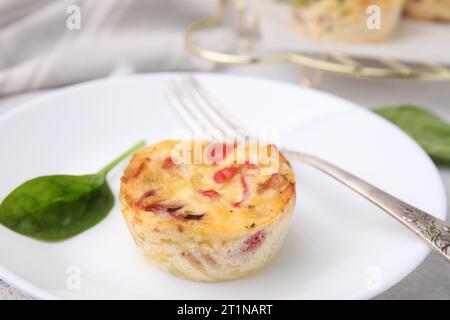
185 0 450 86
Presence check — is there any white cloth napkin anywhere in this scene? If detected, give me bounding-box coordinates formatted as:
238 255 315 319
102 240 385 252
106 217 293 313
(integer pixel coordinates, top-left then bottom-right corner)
0 0 222 97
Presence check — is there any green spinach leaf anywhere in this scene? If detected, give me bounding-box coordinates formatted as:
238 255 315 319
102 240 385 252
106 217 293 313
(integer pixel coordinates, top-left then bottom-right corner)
0 140 145 241
375 105 450 166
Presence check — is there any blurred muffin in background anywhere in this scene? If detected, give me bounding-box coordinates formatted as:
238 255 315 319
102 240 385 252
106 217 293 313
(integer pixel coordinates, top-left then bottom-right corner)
283 0 406 42
405 0 450 22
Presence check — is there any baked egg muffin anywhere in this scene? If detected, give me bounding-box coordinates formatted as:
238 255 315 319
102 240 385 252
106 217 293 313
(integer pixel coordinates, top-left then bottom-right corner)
286 0 405 42
405 0 450 22
120 140 296 281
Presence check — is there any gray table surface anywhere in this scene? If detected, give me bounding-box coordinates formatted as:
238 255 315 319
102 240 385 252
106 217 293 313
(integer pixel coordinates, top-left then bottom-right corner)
0 65 448 299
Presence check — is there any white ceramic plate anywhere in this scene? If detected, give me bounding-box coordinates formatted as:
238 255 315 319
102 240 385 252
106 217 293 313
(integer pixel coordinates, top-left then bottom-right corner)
0 73 446 299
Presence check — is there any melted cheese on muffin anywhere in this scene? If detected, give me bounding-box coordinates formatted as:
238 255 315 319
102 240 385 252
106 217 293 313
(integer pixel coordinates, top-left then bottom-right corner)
120 140 296 281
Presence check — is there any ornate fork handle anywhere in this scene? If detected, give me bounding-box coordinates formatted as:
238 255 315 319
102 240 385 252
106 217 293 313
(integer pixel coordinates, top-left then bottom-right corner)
286 150 450 263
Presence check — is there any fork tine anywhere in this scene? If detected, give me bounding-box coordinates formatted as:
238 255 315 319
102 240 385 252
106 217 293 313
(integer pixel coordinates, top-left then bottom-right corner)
164 77 250 142
163 82 205 137
186 77 249 138
183 78 240 137
174 80 224 139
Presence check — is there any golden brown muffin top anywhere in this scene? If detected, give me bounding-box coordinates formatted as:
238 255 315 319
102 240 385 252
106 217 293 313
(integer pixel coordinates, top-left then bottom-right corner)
120 140 296 236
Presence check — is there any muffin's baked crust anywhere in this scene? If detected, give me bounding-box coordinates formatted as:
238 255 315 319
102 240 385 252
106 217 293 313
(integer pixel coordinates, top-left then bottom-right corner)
120 140 296 281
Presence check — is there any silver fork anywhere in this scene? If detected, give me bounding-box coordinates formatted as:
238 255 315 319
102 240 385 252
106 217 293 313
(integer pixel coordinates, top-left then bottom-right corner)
164 77 450 263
